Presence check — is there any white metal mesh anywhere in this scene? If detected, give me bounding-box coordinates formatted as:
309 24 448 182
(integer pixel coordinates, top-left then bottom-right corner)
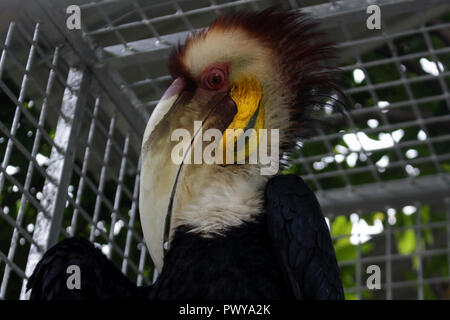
0 11 152 299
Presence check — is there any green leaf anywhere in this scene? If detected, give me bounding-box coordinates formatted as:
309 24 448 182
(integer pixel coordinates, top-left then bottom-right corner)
331 216 352 236
443 163 450 173
345 293 357 300
335 238 356 261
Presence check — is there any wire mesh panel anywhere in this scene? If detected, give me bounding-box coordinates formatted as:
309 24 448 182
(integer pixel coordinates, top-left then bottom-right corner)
0 0 449 300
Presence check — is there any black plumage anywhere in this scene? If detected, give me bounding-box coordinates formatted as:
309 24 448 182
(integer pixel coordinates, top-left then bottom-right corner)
27 175 344 300
265 174 344 299
149 221 291 299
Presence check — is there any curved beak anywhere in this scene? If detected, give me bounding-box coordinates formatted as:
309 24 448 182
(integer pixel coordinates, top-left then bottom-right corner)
139 78 237 272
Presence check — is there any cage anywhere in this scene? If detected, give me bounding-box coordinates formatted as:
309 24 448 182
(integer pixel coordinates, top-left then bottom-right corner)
0 0 449 300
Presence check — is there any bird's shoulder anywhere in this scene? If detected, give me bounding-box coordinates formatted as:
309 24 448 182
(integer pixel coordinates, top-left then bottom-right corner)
27 237 146 300
264 174 344 300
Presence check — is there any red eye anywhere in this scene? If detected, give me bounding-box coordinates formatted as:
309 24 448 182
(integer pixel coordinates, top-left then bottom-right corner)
203 67 226 90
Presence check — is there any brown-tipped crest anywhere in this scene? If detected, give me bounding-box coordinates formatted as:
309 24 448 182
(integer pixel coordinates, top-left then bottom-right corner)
169 8 345 152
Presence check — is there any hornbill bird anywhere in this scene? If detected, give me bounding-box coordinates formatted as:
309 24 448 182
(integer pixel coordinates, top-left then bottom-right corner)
27 9 345 300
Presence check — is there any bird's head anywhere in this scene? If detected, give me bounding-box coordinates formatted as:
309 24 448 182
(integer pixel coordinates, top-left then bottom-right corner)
139 9 341 272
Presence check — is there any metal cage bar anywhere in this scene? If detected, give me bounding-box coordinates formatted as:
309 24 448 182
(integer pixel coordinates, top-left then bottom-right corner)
20 67 91 299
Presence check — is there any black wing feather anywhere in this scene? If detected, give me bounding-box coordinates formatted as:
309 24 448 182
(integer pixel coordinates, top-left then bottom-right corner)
27 237 148 300
265 174 344 300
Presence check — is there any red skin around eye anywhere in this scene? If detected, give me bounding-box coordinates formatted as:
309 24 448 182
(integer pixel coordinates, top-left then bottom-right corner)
199 63 230 92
